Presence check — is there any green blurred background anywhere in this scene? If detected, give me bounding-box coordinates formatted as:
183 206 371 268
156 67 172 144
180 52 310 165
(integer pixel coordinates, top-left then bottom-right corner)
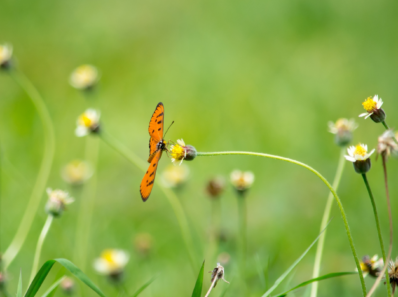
1 0 398 295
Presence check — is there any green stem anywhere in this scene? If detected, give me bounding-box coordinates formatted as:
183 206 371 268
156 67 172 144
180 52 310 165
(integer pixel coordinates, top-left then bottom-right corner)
237 195 247 274
196 151 367 296
381 121 389 130
29 215 54 283
73 136 100 271
361 173 390 297
310 148 346 297
99 131 197 271
3 70 55 271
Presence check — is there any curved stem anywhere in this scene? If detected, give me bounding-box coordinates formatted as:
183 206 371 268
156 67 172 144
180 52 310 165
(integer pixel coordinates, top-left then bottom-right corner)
3 70 55 271
99 131 196 271
310 148 346 297
29 215 53 283
362 170 392 297
197 151 367 296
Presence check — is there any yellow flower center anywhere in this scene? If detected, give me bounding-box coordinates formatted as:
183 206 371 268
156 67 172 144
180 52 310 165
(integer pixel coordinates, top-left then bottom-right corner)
79 114 93 127
362 97 377 112
354 145 367 156
102 250 116 265
170 144 185 161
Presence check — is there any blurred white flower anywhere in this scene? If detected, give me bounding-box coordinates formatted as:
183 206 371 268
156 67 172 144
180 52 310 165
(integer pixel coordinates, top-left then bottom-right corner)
328 118 358 134
388 257 398 294
377 130 398 157
358 255 383 278
70 65 99 90
0 44 12 68
93 249 129 276
75 109 100 137
230 170 254 193
161 163 189 188
45 188 74 217
61 160 93 185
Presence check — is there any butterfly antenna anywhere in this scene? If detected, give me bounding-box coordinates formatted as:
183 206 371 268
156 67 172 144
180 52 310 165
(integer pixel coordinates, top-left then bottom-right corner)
164 121 174 138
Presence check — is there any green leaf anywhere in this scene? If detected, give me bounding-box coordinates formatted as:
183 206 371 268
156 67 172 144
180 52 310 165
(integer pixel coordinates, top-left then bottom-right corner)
41 276 65 297
261 227 329 297
17 271 23 297
272 272 357 297
191 261 205 297
131 277 155 297
25 259 106 297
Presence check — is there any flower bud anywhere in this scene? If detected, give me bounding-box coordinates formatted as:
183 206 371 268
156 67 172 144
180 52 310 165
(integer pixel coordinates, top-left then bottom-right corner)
45 188 74 217
60 277 75 294
369 108 386 123
133 233 153 257
353 159 371 174
206 177 225 199
0 44 13 70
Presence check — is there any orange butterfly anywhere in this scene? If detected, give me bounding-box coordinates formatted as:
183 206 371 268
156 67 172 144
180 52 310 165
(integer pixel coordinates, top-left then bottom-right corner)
140 102 168 201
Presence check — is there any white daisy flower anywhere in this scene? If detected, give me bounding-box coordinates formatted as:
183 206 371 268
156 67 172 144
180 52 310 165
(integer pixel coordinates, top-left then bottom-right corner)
161 163 189 188
61 160 93 185
69 64 99 90
344 144 375 162
230 170 255 192
93 249 129 275
359 95 383 119
328 118 358 134
75 109 100 137
0 44 13 67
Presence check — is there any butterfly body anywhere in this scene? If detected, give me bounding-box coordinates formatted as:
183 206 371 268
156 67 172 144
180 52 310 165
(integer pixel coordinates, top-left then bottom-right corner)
140 103 168 201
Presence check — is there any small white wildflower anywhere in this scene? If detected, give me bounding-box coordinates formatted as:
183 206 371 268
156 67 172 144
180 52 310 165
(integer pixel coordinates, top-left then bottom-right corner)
75 109 100 137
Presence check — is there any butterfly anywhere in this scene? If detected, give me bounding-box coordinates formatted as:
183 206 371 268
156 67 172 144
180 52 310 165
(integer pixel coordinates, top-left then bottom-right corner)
140 102 168 201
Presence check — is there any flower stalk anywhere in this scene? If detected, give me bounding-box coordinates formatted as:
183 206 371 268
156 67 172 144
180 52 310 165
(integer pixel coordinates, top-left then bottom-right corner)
310 148 346 297
361 173 391 296
196 150 367 296
29 215 53 283
2 69 55 271
366 154 393 297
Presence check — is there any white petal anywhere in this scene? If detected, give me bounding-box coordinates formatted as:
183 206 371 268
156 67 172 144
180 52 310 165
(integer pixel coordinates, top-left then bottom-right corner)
93 259 110 274
177 139 185 146
344 155 356 162
377 99 383 109
364 113 373 119
359 113 368 118
230 170 242 182
113 250 129 267
75 126 88 137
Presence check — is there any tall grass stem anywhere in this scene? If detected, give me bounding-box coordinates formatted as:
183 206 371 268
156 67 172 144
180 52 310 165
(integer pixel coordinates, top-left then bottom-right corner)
99 131 197 271
196 150 367 296
237 194 247 275
361 173 390 297
3 70 55 271
29 215 53 282
310 148 346 297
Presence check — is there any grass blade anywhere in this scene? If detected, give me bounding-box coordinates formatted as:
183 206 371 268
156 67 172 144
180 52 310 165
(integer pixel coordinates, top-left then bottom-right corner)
191 261 205 297
272 272 357 297
17 271 23 297
131 277 155 297
24 259 106 297
261 227 328 297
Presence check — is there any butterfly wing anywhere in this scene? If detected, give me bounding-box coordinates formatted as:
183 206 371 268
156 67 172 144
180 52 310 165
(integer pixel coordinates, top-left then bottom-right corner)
148 102 164 157
140 150 163 201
